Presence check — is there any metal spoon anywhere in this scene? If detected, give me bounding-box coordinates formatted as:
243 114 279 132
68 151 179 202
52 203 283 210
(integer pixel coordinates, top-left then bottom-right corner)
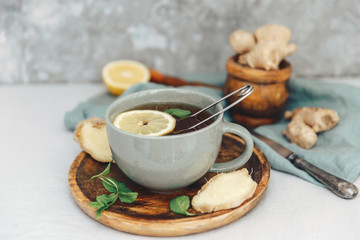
176 84 254 132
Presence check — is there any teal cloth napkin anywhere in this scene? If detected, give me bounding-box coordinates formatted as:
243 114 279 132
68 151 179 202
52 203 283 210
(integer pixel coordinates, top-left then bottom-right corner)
254 79 360 185
64 75 360 186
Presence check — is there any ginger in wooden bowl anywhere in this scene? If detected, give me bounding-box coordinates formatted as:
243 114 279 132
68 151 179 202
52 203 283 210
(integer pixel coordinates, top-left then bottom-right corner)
225 24 296 128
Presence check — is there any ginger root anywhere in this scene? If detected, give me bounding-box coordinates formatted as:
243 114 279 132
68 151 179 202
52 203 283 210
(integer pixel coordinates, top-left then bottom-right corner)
229 24 297 70
282 107 340 149
73 117 112 162
191 169 257 213
229 30 256 55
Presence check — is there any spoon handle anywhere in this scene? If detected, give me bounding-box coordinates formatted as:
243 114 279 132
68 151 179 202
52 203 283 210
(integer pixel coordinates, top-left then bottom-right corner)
188 85 254 130
190 84 253 118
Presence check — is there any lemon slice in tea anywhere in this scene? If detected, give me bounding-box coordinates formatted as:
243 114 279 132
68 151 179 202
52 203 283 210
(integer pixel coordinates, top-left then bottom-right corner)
113 110 176 136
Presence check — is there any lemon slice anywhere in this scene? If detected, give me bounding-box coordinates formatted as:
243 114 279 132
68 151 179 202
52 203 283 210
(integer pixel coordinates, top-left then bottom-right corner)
102 60 150 96
113 110 176 136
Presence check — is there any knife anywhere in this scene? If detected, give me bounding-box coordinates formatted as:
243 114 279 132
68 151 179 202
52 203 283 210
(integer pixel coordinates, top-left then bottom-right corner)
250 130 358 199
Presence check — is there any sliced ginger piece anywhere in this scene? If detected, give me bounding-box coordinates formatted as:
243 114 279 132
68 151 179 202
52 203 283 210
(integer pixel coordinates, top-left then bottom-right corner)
283 107 340 149
191 169 257 213
73 117 112 162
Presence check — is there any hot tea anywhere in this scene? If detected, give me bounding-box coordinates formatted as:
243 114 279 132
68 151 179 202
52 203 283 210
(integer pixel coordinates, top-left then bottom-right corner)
129 103 215 135
106 88 254 192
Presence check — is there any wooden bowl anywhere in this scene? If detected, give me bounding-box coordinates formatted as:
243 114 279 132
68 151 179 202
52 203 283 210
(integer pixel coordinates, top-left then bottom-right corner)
224 55 292 128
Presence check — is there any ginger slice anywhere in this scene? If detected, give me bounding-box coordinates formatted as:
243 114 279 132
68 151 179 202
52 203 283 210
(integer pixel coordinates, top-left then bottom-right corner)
73 117 112 162
283 107 340 149
191 169 257 213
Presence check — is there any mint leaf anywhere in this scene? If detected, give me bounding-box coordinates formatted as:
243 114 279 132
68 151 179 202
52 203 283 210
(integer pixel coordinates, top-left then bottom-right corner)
88 201 100 209
101 177 118 193
102 177 133 193
89 161 112 182
170 195 195 216
88 193 117 219
119 192 138 203
97 193 117 206
164 108 191 118
88 162 138 219
110 178 132 192
96 206 108 219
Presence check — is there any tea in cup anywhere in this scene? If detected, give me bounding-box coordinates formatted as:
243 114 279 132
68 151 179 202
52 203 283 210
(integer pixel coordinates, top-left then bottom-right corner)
105 88 254 192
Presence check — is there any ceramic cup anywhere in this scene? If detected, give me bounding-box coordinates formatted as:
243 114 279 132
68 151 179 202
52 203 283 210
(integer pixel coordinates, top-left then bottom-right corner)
105 88 254 192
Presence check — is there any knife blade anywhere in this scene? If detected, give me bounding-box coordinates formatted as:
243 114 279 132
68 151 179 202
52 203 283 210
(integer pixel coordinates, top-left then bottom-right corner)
250 129 358 199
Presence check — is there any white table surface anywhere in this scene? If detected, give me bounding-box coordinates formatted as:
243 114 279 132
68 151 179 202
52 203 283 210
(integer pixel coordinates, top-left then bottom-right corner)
1 79 360 240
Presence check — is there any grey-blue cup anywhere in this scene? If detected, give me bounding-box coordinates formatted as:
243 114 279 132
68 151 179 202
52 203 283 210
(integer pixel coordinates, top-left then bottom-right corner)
105 88 254 192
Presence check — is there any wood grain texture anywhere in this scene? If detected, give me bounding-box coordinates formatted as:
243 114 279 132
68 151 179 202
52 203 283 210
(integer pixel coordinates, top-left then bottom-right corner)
225 54 292 128
150 69 223 90
68 133 270 237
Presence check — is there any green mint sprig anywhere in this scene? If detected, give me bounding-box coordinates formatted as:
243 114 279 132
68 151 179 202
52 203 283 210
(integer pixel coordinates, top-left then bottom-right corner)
88 161 138 219
170 195 195 216
164 108 191 118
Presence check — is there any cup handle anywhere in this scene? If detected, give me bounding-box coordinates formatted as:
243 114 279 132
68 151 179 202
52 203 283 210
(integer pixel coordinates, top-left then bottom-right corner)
209 121 254 172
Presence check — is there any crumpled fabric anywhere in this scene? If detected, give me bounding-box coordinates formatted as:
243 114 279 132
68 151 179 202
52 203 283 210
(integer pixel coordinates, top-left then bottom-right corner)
64 75 360 185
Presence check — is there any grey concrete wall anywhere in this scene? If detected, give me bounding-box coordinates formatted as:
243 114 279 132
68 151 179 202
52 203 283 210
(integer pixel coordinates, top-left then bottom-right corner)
1 0 360 84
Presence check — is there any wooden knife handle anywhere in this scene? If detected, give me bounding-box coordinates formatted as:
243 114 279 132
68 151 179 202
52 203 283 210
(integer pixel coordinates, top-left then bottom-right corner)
288 154 358 199
150 69 222 90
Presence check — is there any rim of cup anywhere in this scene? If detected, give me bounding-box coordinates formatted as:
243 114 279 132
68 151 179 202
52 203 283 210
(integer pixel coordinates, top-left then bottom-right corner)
105 88 224 139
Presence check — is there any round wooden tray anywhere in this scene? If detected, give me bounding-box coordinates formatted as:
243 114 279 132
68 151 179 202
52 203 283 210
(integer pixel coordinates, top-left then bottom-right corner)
68 133 270 237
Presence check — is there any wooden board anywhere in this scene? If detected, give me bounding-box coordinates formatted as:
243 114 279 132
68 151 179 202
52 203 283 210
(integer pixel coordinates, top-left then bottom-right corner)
68 133 270 237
